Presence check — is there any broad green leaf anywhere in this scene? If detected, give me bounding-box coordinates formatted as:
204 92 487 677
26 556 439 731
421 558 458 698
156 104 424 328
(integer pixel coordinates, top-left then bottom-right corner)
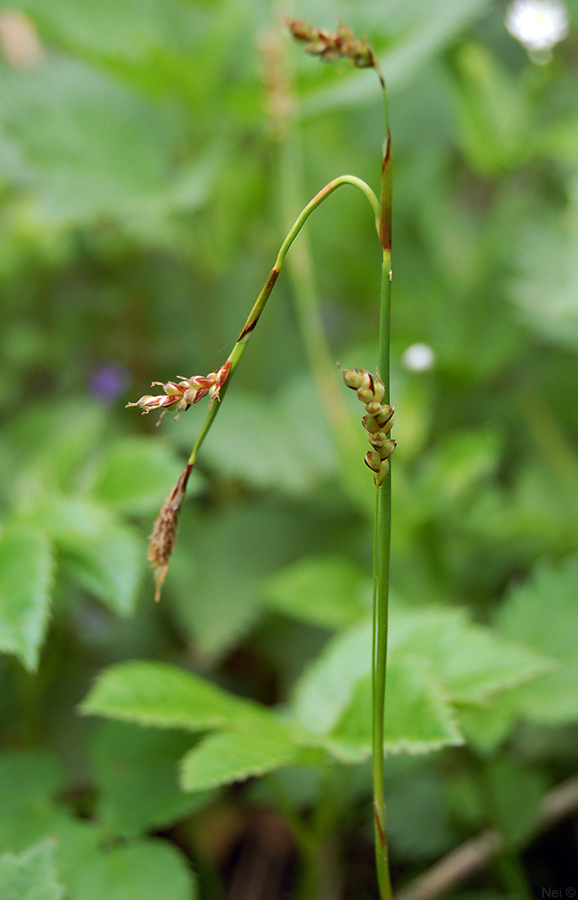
0 806 106 890
81 659 258 731
458 701 518 755
90 437 191 515
291 606 548 742
0 750 64 815
0 839 64 900
385 768 459 863
6 400 106 495
71 839 196 900
388 607 552 705
197 390 331 495
0 58 186 224
484 759 549 847
414 429 502 516
466 462 578 561
92 722 211 838
17 0 206 64
0 525 54 671
261 555 369 629
168 503 318 659
180 715 304 792
506 213 578 349
23 497 144 617
540 117 578 164
495 556 578 725
0 752 107 877
291 619 372 735
323 661 463 763
447 41 531 175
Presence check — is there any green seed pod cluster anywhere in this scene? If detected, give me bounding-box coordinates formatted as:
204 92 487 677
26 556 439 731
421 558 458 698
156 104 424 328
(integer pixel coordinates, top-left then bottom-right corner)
339 365 396 486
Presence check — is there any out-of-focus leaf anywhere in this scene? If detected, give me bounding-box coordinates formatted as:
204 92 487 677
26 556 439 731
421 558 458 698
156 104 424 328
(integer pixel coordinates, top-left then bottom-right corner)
291 606 549 741
507 207 578 349
92 721 211 838
80 659 258 731
323 662 463 763
0 750 64 816
0 838 64 900
0 58 188 224
466 461 578 563
389 606 552 705
495 556 578 725
0 524 54 671
386 767 459 862
412 429 502 521
22 497 144 616
540 118 578 164
90 436 198 515
485 759 549 847
447 41 531 175
6 400 107 496
290 619 372 736
458 700 518 754
180 714 304 792
71 839 196 900
168 503 317 659
261 555 370 629
196 385 336 496
0 752 107 886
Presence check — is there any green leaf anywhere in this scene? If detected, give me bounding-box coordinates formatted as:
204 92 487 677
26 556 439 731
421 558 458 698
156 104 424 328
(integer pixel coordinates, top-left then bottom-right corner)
0 839 64 900
261 555 370 629
168 503 317 659
506 215 578 349
291 619 372 736
447 41 531 175
386 768 458 863
0 58 187 224
180 715 303 792
484 759 549 847
80 659 258 731
92 722 211 838
323 661 463 763
0 750 64 816
291 606 548 745
458 701 518 755
6 400 107 494
194 387 335 496
0 752 107 876
71 839 196 900
23 497 144 617
495 556 578 725
0 525 54 671
389 606 552 705
90 437 198 516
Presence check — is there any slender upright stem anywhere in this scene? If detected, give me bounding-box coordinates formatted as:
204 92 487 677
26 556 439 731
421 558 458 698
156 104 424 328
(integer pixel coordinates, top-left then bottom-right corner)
185 175 379 469
371 61 394 900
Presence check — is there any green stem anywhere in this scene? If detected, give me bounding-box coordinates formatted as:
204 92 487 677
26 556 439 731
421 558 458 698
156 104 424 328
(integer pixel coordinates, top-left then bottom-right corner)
186 174 380 468
372 62 394 900
371 255 393 900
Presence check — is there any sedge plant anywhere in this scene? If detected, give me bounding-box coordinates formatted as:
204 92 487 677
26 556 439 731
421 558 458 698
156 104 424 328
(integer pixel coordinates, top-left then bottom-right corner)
128 21 395 899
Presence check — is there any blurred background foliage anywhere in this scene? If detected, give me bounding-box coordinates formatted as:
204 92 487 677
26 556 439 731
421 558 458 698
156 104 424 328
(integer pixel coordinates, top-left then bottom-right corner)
0 0 578 897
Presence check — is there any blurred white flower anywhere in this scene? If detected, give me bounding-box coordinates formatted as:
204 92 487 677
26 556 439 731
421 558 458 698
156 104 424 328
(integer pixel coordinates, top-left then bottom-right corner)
505 0 569 60
402 343 435 372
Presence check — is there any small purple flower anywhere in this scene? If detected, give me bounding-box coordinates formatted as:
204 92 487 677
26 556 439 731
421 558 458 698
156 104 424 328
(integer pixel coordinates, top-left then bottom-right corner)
90 364 129 402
